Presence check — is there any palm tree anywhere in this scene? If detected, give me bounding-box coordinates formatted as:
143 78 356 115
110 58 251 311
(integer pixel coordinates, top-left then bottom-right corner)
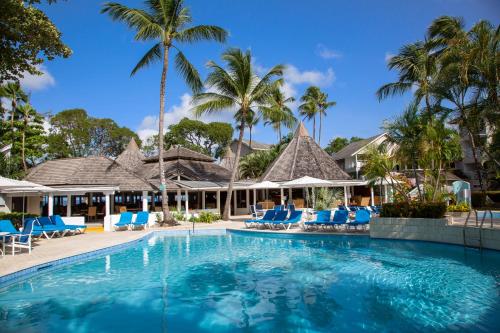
102 0 227 223
298 88 319 141
376 41 437 122
1 82 27 132
193 48 284 220
316 90 335 145
236 109 259 148
261 88 296 142
16 104 37 172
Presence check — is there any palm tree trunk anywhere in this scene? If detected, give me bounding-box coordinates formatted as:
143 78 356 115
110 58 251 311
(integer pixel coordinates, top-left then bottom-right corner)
313 115 316 142
319 111 322 145
21 117 27 172
249 125 252 148
223 118 246 220
412 155 423 202
159 46 172 224
432 160 442 202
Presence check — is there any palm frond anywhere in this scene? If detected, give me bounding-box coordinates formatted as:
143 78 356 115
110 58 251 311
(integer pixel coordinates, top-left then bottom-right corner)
174 49 203 93
176 25 228 43
131 43 162 76
376 82 413 101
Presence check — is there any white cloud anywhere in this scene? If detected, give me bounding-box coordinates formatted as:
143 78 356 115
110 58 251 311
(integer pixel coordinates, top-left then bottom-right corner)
19 64 55 91
284 64 335 87
316 44 342 59
136 93 234 141
385 52 395 63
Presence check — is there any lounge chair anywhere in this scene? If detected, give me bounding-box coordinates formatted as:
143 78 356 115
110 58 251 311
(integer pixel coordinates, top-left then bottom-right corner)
51 215 87 234
10 218 38 255
35 216 65 238
130 212 149 230
0 220 21 235
325 210 349 230
347 210 371 231
288 204 296 212
244 209 276 228
278 210 303 230
268 210 289 229
274 205 285 211
114 212 133 231
249 205 263 219
304 210 331 230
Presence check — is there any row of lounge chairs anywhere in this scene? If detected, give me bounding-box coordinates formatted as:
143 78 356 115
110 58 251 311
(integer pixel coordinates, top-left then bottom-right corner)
114 212 149 231
304 210 370 231
245 209 303 230
0 215 86 255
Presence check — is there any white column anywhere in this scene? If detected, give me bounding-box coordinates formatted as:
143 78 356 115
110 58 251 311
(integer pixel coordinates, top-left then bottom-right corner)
202 191 206 210
216 191 221 214
280 188 284 205
104 193 112 232
142 191 148 212
177 189 182 211
67 194 72 217
105 193 111 217
184 190 189 216
48 193 54 216
253 189 257 206
343 186 348 206
370 187 375 206
245 189 250 210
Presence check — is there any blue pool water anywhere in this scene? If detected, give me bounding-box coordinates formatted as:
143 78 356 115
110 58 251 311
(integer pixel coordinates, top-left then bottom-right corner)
0 231 499 332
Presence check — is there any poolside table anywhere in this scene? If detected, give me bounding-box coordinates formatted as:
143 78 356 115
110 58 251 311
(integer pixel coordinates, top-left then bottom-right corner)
0 232 9 256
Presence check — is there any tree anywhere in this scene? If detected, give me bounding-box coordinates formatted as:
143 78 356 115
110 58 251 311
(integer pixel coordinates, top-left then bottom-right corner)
102 0 227 224
0 82 27 133
235 109 259 148
298 87 319 141
194 48 284 220
164 118 233 159
16 103 45 172
324 136 363 155
0 0 71 82
261 88 296 142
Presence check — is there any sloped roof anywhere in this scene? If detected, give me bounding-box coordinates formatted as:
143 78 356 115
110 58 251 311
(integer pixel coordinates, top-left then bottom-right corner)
332 134 386 160
241 139 271 150
144 145 214 163
261 123 351 182
26 156 156 191
115 138 145 171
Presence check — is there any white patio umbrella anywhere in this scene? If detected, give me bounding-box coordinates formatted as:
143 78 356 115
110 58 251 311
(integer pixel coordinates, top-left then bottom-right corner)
282 176 333 210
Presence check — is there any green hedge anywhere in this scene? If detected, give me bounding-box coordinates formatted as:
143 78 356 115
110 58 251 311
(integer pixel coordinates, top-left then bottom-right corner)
0 212 38 229
380 202 447 219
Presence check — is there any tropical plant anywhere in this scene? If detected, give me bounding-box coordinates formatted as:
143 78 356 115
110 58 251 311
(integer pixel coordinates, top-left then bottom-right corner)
260 88 296 141
0 82 27 132
16 103 40 172
313 188 343 211
299 86 335 144
324 136 363 155
193 48 284 220
102 0 227 223
235 109 259 148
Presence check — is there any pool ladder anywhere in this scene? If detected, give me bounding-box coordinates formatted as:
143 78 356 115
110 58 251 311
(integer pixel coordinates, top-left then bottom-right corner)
462 209 493 249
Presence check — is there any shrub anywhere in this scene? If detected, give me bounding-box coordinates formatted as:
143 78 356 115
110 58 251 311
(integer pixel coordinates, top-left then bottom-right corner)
197 211 221 223
172 211 186 222
447 202 470 212
380 202 447 218
0 212 37 229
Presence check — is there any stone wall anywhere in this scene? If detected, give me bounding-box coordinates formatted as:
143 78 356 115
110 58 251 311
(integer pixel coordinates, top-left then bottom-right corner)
370 217 500 251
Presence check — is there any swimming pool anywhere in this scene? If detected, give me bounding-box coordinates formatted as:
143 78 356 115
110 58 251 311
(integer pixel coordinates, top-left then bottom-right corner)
0 230 499 332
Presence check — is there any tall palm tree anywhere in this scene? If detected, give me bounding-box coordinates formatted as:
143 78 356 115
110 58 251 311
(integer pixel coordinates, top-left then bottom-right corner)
236 109 259 148
298 88 319 141
16 104 37 172
376 41 437 122
102 0 227 223
1 82 27 131
316 90 336 145
193 48 284 220
261 88 296 142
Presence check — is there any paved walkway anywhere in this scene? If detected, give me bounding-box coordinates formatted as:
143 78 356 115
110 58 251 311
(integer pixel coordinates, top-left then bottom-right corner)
0 220 368 278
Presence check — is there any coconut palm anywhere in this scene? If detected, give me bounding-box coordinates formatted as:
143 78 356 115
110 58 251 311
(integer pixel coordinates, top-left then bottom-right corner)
376 41 437 121
1 82 27 131
236 109 259 148
316 90 336 145
102 0 227 223
16 104 37 172
193 48 284 220
261 88 296 142
298 88 319 141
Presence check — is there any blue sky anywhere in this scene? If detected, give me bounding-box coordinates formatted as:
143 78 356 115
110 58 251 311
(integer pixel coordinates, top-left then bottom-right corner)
25 0 499 146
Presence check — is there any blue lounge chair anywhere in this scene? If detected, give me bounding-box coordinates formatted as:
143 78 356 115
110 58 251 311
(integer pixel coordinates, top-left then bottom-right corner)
244 209 276 228
51 215 87 234
325 210 349 230
249 205 263 219
130 212 149 230
0 220 21 235
35 216 65 238
288 204 296 212
268 210 289 229
304 210 331 230
114 212 133 230
370 206 381 214
274 205 285 211
9 218 38 255
347 210 371 230
280 210 303 230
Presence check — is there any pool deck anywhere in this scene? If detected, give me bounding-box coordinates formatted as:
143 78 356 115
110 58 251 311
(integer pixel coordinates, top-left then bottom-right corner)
0 220 369 278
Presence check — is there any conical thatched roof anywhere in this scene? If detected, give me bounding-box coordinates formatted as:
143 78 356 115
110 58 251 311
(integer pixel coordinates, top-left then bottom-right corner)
144 145 214 163
261 123 351 182
115 138 145 171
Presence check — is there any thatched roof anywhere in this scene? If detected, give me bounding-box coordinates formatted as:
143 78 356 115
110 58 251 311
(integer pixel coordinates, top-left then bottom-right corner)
115 138 145 171
26 156 157 191
261 123 351 182
144 145 214 163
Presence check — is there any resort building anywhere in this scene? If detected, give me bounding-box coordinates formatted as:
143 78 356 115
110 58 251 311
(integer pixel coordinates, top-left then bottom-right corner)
220 139 271 170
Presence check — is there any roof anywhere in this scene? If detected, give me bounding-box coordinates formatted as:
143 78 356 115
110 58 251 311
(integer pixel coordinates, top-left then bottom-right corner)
261 123 351 182
332 134 387 160
240 139 271 150
26 156 156 192
144 145 214 163
115 138 145 171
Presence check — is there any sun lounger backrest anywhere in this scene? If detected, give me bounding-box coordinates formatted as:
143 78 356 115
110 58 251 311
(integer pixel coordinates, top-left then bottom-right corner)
333 210 349 222
315 210 331 222
287 210 302 222
38 216 53 226
288 204 296 212
135 212 149 224
355 210 370 223
273 210 288 221
249 205 256 214
0 220 18 233
50 215 65 226
119 212 133 223
261 210 276 220
256 203 263 211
